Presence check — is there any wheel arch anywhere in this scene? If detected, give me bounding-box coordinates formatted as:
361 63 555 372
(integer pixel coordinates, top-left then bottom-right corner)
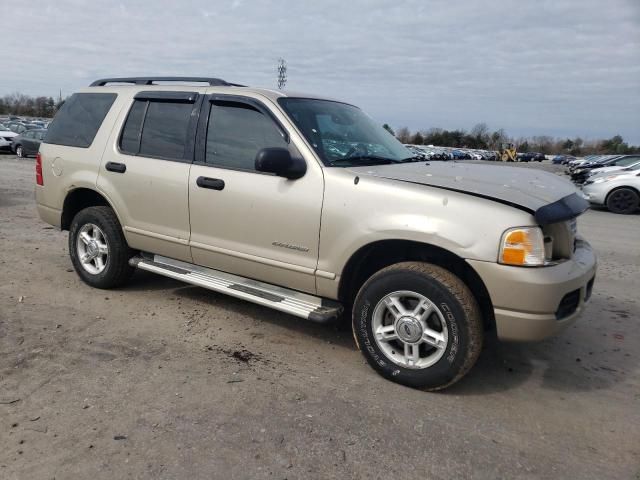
605 185 640 205
61 188 117 231
338 239 495 332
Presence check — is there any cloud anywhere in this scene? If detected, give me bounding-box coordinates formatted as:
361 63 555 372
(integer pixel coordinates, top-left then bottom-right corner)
3 0 639 142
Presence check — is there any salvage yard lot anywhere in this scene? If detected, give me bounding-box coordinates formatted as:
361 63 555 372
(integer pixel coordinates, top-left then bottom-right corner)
1 153 638 479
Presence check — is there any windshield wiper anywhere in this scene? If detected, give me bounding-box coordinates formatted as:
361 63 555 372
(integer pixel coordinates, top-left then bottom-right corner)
329 155 399 166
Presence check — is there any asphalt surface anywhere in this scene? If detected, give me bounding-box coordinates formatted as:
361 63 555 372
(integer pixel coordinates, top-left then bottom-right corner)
1 153 639 479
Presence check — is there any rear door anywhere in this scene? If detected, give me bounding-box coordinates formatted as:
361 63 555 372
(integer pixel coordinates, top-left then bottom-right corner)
97 91 202 262
187 94 324 293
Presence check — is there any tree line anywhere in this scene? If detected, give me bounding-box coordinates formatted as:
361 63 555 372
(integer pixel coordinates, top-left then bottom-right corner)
0 93 61 118
383 123 640 156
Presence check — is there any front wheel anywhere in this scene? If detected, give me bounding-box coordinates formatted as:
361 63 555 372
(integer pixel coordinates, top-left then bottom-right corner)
15 145 24 158
69 206 134 289
352 262 483 390
606 188 639 214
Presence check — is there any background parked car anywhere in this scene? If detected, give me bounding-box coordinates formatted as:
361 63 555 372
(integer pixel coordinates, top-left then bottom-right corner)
11 129 47 158
0 127 18 152
571 155 638 183
552 154 577 164
587 159 640 180
582 169 640 214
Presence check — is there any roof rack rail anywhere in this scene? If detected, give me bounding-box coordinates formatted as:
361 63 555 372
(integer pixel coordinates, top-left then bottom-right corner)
89 77 245 87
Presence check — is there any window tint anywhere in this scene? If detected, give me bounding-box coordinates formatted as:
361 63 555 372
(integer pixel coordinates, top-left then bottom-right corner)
139 101 193 159
119 99 193 159
119 100 146 154
45 93 116 148
205 101 287 171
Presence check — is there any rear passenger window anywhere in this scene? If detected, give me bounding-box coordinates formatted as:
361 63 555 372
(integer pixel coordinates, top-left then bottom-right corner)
205 101 288 171
119 101 146 154
45 93 116 148
119 98 194 160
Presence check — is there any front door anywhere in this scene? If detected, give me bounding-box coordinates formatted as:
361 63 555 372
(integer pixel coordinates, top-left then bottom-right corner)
188 95 324 293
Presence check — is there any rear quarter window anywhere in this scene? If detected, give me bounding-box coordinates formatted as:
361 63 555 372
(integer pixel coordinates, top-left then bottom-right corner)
45 93 116 148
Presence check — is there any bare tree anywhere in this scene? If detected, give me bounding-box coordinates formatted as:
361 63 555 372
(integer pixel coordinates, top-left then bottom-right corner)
396 126 411 143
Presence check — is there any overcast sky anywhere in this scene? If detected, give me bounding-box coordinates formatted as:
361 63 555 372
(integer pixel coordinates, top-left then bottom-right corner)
4 0 639 142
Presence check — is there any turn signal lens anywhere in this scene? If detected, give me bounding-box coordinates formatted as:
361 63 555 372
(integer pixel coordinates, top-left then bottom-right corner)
499 227 546 266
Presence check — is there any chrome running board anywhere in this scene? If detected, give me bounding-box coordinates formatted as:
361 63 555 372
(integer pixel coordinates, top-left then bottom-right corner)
129 255 342 323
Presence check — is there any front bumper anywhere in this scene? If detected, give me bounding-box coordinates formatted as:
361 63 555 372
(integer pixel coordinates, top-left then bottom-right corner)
467 239 597 341
581 183 607 206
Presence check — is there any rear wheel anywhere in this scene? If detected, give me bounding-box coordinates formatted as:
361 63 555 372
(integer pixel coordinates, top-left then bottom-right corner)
69 206 134 288
352 262 483 390
606 188 639 214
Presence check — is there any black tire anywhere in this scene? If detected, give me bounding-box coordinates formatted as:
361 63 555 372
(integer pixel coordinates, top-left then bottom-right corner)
352 262 483 390
69 206 134 289
606 188 639 214
15 145 24 158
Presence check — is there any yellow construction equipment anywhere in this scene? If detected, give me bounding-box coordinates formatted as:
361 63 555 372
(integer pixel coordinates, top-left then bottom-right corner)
499 143 517 162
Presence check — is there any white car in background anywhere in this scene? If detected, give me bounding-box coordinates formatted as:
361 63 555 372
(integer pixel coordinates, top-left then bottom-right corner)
582 166 640 214
0 127 18 152
588 159 640 179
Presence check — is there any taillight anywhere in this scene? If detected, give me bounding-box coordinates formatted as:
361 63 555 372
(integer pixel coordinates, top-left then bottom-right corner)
36 153 43 186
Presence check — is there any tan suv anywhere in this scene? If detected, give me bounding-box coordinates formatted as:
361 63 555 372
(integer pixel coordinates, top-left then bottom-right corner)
35 77 596 389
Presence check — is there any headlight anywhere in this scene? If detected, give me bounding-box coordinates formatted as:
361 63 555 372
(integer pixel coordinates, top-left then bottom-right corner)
593 175 618 184
499 227 546 266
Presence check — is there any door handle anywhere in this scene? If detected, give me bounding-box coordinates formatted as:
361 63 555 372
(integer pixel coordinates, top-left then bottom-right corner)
105 162 126 173
196 176 225 190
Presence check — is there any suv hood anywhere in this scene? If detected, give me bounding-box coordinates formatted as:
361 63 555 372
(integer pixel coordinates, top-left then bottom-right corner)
347 162 588 225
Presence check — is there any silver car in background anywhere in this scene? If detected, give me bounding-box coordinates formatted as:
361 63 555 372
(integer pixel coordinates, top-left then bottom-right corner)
582 165 640 214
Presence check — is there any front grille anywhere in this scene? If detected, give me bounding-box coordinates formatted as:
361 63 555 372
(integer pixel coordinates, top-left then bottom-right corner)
556 289 580 320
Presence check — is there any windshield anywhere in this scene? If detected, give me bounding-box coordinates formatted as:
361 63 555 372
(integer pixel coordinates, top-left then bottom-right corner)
278 98 411 166
614 157 640 167
622 161 640 171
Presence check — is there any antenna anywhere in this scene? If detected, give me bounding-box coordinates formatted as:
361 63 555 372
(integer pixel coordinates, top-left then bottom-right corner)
277 58 287 90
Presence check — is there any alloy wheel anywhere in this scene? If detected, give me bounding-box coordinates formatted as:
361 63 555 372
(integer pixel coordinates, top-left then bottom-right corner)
372 290 449 369
76 223 109 274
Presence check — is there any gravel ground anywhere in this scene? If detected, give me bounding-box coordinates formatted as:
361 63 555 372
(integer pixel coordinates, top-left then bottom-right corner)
1 153 639 480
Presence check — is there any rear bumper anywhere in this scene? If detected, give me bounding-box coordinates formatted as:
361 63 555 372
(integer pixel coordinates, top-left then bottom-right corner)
36 203 62 229
467 239 597 341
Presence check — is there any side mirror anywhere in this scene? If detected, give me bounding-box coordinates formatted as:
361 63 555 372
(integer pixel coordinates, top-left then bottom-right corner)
255 147 306 180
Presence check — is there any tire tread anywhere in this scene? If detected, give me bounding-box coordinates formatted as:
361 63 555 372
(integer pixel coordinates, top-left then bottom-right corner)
69 206 134 289
353 261 483 390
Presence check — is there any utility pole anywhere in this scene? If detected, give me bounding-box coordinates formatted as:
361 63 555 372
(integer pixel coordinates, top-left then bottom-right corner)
277 58 287 90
